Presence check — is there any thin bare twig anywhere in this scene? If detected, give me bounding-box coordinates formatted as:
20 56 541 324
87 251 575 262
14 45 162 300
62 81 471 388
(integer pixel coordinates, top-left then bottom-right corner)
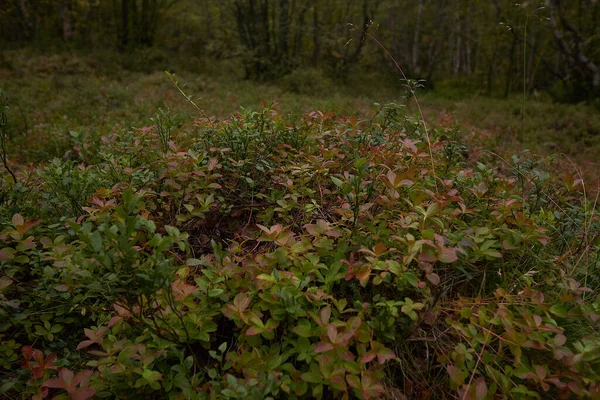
166 71 215 128
351 25 438 190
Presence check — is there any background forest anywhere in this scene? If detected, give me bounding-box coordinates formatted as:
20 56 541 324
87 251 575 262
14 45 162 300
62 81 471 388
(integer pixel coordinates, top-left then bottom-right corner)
2 0 600 100
1 1 599 400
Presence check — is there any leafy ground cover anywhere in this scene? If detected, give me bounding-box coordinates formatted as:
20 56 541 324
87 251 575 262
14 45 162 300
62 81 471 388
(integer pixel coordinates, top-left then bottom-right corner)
1 49 599 189
0 51 599 399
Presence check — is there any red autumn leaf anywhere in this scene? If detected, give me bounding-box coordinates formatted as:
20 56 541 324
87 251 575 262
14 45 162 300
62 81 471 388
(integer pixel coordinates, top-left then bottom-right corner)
22 345 39 364
502 240 517 250
107 316 121 328
76 341 94 351
246 326 262 336
361 352 376 363
475 377 488 400
554 333 567 346
360 342 396 365
171 280 196 300
70 387 96 400
438 247 458 263
403 139 418 153
314 342 334 353
31 387 48 400
375 347 396 364
341 253 362 281
207 157 219 171
233 292 252 312
355 265 371 282
108 303 133 328
447 365 465 385
304 220 327 236
373 243 387 257
76 327 108 350
426 273 440 286
347 374 361 390
327 324 337 343
352 373 386 400
0 248 14 261
418 252 437 263
11 213 25 226
18 218 41 233
23 347 57 379
43 369 95 400
319 306 331 326
383 170 397 188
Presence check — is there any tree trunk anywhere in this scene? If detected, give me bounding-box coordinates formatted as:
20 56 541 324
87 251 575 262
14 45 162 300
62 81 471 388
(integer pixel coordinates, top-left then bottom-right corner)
311 4 320 66
61 0 73 42
18 0 35 39
131 0 138 45
292 3 309 69
505 35 518 97
548 0 600 87
120 0 130 50
487 50 497 96
278 0 290 62
411 0 423 74
140 0 151 46
454 2 461 75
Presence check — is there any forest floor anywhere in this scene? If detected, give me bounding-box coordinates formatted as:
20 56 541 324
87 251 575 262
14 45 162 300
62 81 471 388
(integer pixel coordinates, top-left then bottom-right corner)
1 49 599 191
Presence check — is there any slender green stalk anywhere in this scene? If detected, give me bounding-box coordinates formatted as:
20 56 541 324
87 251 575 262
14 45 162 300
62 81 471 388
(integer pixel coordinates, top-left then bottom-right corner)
0 92 17 184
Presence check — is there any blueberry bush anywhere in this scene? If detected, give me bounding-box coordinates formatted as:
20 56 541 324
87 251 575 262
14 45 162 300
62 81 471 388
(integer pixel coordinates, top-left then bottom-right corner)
1 98 599 399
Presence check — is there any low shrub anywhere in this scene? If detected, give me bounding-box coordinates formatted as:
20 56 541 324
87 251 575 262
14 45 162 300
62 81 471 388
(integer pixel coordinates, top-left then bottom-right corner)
0 101 598 399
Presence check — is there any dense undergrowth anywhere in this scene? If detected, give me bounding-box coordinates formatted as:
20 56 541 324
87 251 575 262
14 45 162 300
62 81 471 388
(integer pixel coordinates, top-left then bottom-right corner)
0 86 599 399
1 49 599 190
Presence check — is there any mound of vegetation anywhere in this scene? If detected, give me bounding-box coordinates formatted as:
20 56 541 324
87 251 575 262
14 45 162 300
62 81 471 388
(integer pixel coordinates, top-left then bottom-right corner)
0 95 599 399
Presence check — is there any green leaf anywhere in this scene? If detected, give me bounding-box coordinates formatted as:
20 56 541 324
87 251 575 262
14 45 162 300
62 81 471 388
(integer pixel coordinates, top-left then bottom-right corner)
549 304 568 318
208 288 224 298
291 240 312 254
0 276 13 293
386 260 402 277
218 342 228 353
447 365 465 386
354 157 367 169
0 381 16 394
331 176 344 188
293 319 312 338
0 248 15 261
301 372 322 384
142 369 162 384
460 307 473 319
90 231 102 252
483 249 502 258
35 325 48 335
346 375 361 390
424 202 440 219
14 255 30 264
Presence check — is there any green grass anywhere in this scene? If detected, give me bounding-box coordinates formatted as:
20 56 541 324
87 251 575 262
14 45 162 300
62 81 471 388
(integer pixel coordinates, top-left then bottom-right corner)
421 92 600 167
